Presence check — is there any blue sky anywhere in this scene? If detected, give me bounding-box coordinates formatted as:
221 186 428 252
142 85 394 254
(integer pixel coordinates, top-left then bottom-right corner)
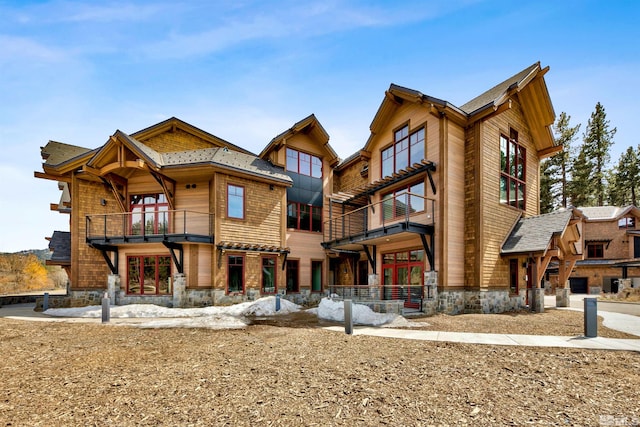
1 0 639 252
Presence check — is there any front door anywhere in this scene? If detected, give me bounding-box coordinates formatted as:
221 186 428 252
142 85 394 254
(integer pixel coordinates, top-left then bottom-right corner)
382 250 424 309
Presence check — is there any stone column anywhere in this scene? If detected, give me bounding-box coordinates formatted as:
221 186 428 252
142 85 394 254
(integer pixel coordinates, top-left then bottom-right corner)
172 273 186 308
531 288 545 313
107 274 120 304
556 284 570 308
368 274 380 300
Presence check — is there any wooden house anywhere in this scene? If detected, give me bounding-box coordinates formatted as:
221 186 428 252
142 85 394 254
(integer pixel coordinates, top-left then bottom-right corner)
37 62 584 314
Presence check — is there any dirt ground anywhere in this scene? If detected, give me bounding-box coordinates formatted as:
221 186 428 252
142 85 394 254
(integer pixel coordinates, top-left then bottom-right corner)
1 309 639 426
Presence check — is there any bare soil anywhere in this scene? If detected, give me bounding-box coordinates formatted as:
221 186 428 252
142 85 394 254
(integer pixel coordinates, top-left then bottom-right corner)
1 309 639 426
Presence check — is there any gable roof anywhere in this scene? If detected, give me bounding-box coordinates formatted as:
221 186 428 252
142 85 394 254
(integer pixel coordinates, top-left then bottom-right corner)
501 209 574 255
47 230 71 265
578 205 640 221
260 114 339 166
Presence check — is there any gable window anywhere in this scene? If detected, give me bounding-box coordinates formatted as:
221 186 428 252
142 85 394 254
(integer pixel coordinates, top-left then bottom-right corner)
286 259 299 293
499 129 526 210
382 182 425 221
130 194 169 235
286 148 322 178
619 217 636 229
587 243 604 259
381 125 425 178
262 256 277 294
127 255 171 295
227 184 245 219
228 255 244 293
287 202 322 232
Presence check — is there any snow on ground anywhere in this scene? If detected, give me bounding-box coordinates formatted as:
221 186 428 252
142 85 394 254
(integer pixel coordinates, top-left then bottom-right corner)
43 296 418 329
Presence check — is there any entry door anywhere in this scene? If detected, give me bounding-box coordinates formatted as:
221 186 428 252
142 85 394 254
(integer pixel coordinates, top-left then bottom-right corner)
635 236 640 258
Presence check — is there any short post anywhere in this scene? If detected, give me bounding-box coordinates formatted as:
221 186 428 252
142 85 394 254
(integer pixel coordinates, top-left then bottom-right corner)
344 299 353 335
584 297 597 338
101 292 110 323
43 292 49 311
275 294 281 312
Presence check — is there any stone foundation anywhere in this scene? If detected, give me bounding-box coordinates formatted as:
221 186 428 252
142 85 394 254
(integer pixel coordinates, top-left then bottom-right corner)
529 288 545 313
556 288 570 307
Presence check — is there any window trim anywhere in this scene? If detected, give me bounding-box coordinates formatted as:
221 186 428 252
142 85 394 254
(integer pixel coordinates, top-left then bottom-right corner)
227 184 245 220
129 193 170 235
261 256 277 294
126 254 172 296
619 217 636 229
381 181 425 221
586 243 604 259
227 254 245 294
499 129 526 210
286 147 322 178
287 201 322 232
381 123 426 178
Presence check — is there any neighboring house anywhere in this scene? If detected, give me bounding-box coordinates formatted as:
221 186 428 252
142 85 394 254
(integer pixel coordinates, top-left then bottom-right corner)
37 62 583 314
567 206 640 294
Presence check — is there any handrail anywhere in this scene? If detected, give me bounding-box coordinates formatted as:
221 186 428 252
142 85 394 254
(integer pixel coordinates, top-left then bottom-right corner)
86 209 214 240
323 192 435 243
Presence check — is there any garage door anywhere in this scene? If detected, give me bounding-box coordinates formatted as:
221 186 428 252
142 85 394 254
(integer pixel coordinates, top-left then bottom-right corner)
570 277 588 294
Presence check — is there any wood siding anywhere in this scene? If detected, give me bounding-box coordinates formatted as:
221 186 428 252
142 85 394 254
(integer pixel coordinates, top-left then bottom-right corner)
142 128 219 153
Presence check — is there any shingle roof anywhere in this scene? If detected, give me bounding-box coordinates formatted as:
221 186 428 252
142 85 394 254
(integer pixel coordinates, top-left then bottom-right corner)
48 231 71 264
501 209 573 255
577 206 634 221
41 141 94 166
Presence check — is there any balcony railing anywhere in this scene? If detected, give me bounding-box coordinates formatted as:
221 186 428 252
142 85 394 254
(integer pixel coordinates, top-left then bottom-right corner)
86 210 214 244
323 193 435 245
327 284 426 309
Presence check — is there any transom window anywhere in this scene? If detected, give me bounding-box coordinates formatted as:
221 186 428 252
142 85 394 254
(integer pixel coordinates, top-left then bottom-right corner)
286 148 322 178
618 217 636 229
227 184 245 219
130 193 169 235
382 125 425 178
287 202 322 232
587 243 604 259
500 129 526 210
382 182 425 221
127 255 171 295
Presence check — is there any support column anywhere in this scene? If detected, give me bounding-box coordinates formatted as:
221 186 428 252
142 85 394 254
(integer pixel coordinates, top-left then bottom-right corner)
172 273 186 308
107 274 120 304
556 286 570 307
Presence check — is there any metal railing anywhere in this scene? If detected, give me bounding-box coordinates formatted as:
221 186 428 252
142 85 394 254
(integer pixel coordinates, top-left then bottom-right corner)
324 193 435 243
86 210 214 241
327 284 425 308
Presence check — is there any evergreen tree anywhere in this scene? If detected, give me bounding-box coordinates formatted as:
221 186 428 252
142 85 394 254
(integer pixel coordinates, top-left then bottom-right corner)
568 147 594 207
548 112 580 208
609 146 640 206
539 159 555 213
582 102 616 206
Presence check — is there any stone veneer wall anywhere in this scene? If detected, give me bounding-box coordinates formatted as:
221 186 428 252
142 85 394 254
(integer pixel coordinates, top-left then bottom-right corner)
437 289 525 314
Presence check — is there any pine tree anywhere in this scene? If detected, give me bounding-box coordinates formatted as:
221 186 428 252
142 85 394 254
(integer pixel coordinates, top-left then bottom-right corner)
609 146 640 206
568 147 594 207
582 102 616 206
539 159 555 213
548 112 580 208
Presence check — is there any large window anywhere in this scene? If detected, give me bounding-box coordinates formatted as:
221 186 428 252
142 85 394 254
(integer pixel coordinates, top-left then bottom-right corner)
500 129 526 210
227 184 245 219
127 255 171 295
287 202 322 232
228 255 244 293
286 148 322 178
382 182 425 221
130 194 169 235
587 243 604 259
262 257 277 294
382 125 425 178
286 259 299 293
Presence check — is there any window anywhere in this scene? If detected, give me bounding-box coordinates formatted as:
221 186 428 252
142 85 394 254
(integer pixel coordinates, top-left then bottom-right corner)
262 257 277 294
286 259 299 293
287 202 322 232
228 255 244 293
509 259 519 295
499 129 526 210
587 243 604 259
357 260 368 286
382 182 425 221
286 148 322 178
130 193 169 235
381 125 425 177
127 255 171 295
619 217 636 229
311 261 323 292
227 184 244 219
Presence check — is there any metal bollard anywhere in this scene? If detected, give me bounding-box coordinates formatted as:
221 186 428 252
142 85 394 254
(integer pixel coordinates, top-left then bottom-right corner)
101 292 110 323
43 292 49 311
584 297 597 338
275 293 281 312
344 299 353 335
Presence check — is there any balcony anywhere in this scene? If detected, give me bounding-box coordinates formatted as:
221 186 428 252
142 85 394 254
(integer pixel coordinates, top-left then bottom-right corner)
322 193 435 251
86 210 214 246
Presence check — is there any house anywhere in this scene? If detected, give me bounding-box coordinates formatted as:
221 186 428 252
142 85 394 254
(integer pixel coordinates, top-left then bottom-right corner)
37 62 583 314
566 206 640 294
